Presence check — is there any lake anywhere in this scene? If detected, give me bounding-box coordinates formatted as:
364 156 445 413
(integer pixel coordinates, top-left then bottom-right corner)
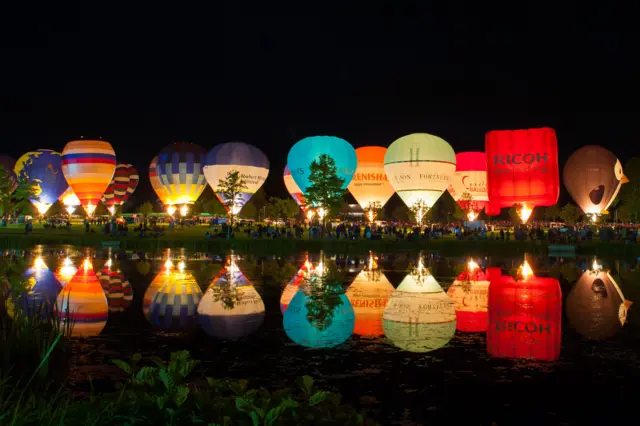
4 245 640 425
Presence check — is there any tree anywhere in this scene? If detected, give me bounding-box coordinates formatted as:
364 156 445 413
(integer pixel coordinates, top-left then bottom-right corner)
391 204 410 222
559 203 581 225
304 154 345 226
204 198 226 217
618 157 640 222
239 202 257 220
0 169 40 218
544 204 561 222
409 199 430 226
138 201 154 229
265 197 299 222
94 202 108 217
616 204 632 223
216 170 248 230
46 200 66 217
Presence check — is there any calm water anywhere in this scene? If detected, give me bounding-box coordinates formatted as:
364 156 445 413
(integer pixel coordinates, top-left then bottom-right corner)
5 246 640 425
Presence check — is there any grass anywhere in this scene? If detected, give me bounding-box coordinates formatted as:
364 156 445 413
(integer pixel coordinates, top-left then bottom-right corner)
1 223 639 257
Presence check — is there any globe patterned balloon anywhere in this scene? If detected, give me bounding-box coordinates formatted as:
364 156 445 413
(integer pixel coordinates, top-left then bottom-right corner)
155 142 207 205
61 140 117 215
14 149 69 214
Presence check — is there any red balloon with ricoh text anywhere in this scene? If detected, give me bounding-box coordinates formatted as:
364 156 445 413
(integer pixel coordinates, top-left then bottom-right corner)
485 128 560 222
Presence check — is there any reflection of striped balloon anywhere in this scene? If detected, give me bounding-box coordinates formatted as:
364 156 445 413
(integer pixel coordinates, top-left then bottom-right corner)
101 163 139 208
149 156 171 205
61 140 117 214
155 142 207 205
97 266 133 313
147 270 202 332
56 262 108 338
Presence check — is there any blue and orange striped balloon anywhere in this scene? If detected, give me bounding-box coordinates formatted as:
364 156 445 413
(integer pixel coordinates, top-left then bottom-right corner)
56 259 108 338
155 142 207 205
61 140 117 215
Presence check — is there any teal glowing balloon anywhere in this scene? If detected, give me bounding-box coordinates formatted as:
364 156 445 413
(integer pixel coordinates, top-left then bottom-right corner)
283 289 355 349
286 136 357 193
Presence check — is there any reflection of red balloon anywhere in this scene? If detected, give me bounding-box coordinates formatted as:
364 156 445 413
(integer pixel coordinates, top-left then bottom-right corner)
486 266 561 361
447 272 490 333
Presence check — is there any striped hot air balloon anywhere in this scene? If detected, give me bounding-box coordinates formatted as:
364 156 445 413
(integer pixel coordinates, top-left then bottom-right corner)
61 140 117 216
155 142 207 206
59 187 81 215
56 258 108 338
283 165 306 210
101 163 139 215
149 156 171 206
98 260 133 313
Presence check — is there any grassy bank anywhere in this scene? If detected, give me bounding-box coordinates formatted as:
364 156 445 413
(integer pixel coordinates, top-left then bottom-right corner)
1 224 639 257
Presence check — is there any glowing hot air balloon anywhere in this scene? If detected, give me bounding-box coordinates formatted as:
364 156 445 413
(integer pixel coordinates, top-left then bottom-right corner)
149 156 172 206
448 152 489 221
101 163 139 215
563 146 628 221
286 136 357 194
0 155 17 193
97 259 133 313
283 165 306 210
197 257 265 340
56 258 108 338
155 142 207 208
280 258 314 314
348 147 395 221
382 255 456 353
61 140 117 216
11 256 62 319
14 150 69 215
203 142 269 215
446 260 490 332
384 133 456 224
59 187 81 216
485 128 560 222
345 253 394 338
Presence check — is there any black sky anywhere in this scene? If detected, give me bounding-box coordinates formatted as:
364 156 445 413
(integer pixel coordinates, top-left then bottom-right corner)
2 2 639 207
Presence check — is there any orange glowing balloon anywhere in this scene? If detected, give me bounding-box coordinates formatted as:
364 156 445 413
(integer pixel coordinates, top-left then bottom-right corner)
348 147 395 211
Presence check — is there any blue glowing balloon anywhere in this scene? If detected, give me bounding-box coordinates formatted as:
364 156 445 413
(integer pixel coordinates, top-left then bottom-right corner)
286 136 357 194
283 289 355 349
203 142 270 212
14 262 62 319
14 150 69 212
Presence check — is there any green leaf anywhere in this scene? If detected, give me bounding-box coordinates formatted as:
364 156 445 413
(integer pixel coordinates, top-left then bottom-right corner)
112 359 133 375
131 353 142 362
228 381 246 396
297 376 314 395
309 391 329 407
159 369 175 391
150 356 165 368
180 359 199 378
265 406 284 426
156 395 168 409
175 385 190 407
136 366 156 382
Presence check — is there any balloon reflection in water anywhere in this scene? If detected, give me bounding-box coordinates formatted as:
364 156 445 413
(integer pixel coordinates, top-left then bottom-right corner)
11 256 62 318
54 257 78 287
345 253 394 338
566 261 632 341
97 259 133 313
198 258 265 340
143 259 174 318
487 262 562 361
383 257 456 353
147 260 202 332
280 258 315 314
446 260 490 332
283 257 355 348
56 258 108 338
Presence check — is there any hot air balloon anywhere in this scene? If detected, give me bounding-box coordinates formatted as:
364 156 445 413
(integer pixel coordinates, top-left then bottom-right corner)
383 257 456 353
56 258 108 338
61 140 117 216
101 163 139 215
347 147 395 221
485 128 560 222
566 261 632 340
486 262 561 361
446 261 490 332
14 150 69 215
11 256 62 319
448 152 489 221
345 254 394 338
203 142 269 215
280 258 314 314
384 133 456 223
59 187 81 215
147 260 202 332
149 156 172 206
54 256 78 287
563 146 628 220
155 142 207 210
286 136 357 194
97 259 133 313
143 260 172 318
198 258 265 340
283 165 306 210
0 155 17 193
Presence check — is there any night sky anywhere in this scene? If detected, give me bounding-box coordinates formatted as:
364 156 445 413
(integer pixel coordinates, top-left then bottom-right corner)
2 3 638 209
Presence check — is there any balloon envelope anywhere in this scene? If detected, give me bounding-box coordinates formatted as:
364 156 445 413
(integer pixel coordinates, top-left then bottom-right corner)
448 152 488 213
149 156 171 205
347 146 395 210
203 142 269 212
102 163 139 208
287 136 357 193
14 150 68 212
563 145 626 215
283 165 306 209
13 258 62 318
345 269 394 337
155 142 207 205
147 268 202 332
447 274 490 333
384 133 456 208
97 265 133 313
61 140 117 215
